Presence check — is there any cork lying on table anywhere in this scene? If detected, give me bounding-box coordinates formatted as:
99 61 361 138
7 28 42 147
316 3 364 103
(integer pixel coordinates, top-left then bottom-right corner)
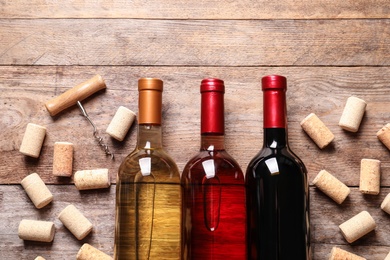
19 123 46 158
106 106 136 141
74 169 110 190
58 204 93 240
377 123 390 150
339 211 376 243
385 251 390 260
381 193 390 215
312 169 350 204
34 257 46 260
339 96 367 132
359 159 381 195
21 173 53 209
329 247 366 260
53 142 74 177
18 219 55 243
300 113 334 149
77 243 113 260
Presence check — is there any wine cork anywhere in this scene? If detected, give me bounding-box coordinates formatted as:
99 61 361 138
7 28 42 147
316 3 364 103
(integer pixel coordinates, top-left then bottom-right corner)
339 211 376 243
300 113 334 149
74 169 110 190
77 243 113 260
329 247 366 260
377 123 390 150
106 106 136 141
45 74 106 116
58 204 93 240
312 170 350 204
35 257 46 260
380 193 390 215
385 251 390 260
19 123 46 158
18 219 55 242
53 142 74 177
339 96 367 132
359 159 381 195
21 173 53 209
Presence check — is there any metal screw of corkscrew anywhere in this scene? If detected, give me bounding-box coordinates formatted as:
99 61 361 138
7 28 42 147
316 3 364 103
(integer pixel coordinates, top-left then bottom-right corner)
77 101 114 160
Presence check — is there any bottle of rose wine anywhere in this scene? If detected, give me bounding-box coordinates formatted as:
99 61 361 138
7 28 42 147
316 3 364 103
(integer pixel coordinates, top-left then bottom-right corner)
182 78 247 260
246 75 311 259
114 78 181 260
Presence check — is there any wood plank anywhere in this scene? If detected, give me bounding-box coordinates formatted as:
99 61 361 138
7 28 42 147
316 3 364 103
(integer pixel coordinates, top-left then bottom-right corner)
1 66 390 186
1 185 389 259
1 19 389 66
1 0 389 19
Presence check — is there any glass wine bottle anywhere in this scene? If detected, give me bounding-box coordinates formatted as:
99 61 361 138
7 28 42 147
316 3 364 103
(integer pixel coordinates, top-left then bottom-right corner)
182 78 247 260
246 75 311 260
114 78 181 260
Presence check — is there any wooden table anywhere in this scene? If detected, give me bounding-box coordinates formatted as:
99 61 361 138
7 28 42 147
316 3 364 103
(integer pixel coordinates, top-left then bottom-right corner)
1 1 390 259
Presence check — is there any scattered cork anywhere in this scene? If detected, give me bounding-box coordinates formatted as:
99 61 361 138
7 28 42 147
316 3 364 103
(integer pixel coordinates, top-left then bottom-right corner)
106 106 136 141
21 173 53 209
300 113 334 149
18 219 55 243
58 204 93 240
339 211 376 243
312 169 350 204
74 169 110 190
53 142 74 177
19 123 46 158
329 247 366 260
377 123 390 150
339 96 367 132
77 243 113 260
359 159 381 195
380 193 390 215
45 74 106 116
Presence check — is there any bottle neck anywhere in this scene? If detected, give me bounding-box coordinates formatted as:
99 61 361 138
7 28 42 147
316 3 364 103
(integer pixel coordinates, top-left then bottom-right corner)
200 134 226 151
136 124 163 149
263 88 288 148
263 128 288 148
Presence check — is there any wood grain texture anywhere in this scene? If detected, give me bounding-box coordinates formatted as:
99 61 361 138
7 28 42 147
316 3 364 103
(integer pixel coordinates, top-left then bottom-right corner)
1 185 390 259
1 0 390 19
1 0 390 258
0 19 389 66
1 66 390 187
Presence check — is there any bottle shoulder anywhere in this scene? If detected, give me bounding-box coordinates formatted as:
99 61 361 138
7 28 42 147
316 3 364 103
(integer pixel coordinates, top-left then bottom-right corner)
182 150 244 183
246 147 307 179
118 148 180 182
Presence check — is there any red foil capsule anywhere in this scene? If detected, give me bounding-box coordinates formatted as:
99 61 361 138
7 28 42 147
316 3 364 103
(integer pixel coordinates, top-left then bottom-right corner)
262 75 287 128
200 78 225 134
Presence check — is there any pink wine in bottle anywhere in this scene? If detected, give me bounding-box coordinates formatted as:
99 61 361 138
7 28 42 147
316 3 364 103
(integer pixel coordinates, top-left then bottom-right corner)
182 78 247 260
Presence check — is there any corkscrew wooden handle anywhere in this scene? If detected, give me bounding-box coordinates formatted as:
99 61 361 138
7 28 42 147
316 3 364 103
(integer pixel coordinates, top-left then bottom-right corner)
45 74 106 116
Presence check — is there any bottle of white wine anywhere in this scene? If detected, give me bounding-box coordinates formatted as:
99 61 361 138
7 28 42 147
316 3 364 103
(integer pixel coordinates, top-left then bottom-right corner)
114 78 181 260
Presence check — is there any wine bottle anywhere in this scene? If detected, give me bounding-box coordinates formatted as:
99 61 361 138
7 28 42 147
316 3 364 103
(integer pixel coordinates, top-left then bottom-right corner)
182 78 247 260
246 75 311 259
114 78 181 260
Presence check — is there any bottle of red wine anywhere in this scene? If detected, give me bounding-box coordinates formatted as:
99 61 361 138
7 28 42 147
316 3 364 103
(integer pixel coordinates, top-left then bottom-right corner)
182 78 247 259
246 75 311 259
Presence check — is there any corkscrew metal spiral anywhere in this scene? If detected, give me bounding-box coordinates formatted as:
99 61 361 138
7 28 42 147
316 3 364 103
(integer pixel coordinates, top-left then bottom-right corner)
77 101 114 160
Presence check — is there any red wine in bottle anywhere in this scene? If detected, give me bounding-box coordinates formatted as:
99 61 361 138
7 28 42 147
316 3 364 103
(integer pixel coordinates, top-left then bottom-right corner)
182 78 247 260
246 75 311 260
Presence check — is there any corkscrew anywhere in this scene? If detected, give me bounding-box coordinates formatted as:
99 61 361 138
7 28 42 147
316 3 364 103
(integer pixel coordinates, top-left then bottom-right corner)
77 101 114 160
